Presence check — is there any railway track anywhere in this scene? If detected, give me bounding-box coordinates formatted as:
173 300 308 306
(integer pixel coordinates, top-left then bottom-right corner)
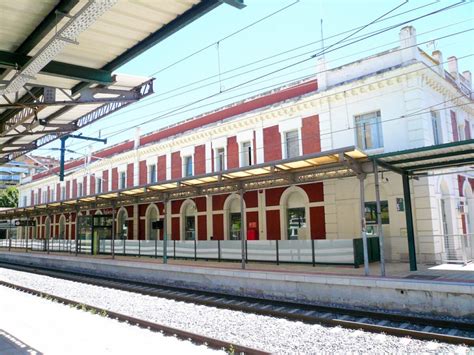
0 261 473 347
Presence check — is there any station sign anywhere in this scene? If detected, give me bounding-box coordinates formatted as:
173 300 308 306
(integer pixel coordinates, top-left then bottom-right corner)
14 220 36 227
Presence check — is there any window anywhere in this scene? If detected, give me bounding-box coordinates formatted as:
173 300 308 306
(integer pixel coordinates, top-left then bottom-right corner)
431 111 442 145
42 190 48 204
229 213 242 240
184 156 193 177
61 186 66 200
78 182 83 197
287 208 306 240
50 187 55 202
96 177 102 194
284 130 300 158
119 171 126 189
148 164 157 183
215 148 225 171
365 201 389 224
355 111 383 150
241 141 252 167
22 196 27 207
185 216 195 240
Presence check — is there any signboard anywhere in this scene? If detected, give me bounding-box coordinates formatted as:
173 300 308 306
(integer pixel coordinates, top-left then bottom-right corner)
152 220 164 230
14 220 36 227
396 198 405 212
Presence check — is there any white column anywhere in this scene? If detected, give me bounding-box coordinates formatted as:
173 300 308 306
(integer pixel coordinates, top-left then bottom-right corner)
255 127 264 164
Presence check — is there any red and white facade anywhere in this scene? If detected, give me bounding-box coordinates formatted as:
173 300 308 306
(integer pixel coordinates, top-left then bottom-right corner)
17 26 474 263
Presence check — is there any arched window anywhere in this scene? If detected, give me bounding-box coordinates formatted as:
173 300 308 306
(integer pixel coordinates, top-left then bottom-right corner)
145 204 159 240
45 216 51 240
117 208 128 240
224 194 245 240
59 215 66 239
181 200 196 240
280 187 310 240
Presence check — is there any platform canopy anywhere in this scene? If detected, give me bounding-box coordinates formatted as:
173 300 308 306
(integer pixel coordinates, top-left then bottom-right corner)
0 0 244 163
371 139 474 175
0 146 367 217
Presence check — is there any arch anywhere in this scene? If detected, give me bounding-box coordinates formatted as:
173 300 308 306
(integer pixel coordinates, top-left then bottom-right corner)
59 214 66 239
116 207 128 240
94 209 103 215
45 216 51 240
145 204 159 240
223 193 246 240
180 199 197 240
279 186 310 240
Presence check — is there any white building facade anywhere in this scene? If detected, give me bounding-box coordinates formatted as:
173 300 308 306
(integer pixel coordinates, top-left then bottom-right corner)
16 26 473 264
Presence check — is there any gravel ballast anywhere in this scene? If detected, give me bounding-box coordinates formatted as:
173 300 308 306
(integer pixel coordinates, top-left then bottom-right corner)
0 267 471 354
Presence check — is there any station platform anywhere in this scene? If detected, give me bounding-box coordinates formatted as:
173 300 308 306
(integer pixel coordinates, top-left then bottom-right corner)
0 250 473 320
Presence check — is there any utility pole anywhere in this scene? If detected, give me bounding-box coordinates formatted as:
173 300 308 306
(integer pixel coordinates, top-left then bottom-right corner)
59 134 107 181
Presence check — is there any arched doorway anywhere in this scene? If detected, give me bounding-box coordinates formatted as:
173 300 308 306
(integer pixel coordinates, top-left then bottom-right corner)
45 216 51 240
145 204 159 240
181 200 196 240
224 194 244 240
59 215 66 239
117 208 128 240
280 187 310 240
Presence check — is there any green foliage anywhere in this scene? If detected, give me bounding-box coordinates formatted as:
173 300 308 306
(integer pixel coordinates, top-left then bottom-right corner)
0 186 19 207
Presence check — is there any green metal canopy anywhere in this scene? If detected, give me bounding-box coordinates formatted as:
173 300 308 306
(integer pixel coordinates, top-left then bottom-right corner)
371 139 474 175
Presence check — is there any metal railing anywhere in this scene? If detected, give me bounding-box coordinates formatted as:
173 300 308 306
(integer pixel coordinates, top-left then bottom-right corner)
0 237 381 267
441 234 473 264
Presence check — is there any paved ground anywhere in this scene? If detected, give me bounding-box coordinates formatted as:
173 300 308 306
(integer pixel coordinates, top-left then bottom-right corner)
2 249 474 283
12 249 474 282
0 285 221 355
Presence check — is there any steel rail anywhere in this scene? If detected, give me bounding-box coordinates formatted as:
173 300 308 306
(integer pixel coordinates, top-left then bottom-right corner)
0 261 472 347
0 278 268 355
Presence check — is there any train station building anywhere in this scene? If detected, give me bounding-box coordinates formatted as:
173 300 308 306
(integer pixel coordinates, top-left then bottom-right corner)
4 25 472 268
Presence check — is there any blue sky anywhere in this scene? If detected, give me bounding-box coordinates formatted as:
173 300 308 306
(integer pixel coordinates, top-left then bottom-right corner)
46 0 474 157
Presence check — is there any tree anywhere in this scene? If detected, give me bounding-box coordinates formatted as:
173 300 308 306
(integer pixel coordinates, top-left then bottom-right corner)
0 187 19 208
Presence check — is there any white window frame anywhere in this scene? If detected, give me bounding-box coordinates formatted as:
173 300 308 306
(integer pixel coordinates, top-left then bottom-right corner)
22 195 27 207
34 192 38 205
283 130 300 159
431 110 443 145
354 110 384 150
215 147 226 172
119 170 127 189
183 155 193 177
148 163 157 184
50 186 55 202
61 186 66 200
42 190 48 204
240 141 253 167
96 176 102 194
77 182 83 197
279 117 303 159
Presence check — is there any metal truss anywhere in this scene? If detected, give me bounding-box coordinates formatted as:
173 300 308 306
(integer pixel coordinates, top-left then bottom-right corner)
3 79 154 161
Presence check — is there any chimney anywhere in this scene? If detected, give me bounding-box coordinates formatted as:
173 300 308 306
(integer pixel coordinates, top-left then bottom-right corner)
431 50 444 77
134 127 141 149
316 57 327 91
462 70 472 88
447 56 459 82
399 26 418 63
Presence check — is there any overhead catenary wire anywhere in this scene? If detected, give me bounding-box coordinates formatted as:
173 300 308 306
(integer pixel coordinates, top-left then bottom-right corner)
56 51 474 177
68 27 474 153
65 0 471 144
67 1 470 150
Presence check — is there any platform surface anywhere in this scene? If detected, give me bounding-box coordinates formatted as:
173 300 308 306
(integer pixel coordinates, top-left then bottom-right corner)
3 249 473 283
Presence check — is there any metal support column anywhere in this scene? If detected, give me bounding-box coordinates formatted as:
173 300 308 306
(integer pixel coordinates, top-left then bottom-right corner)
111 204 116 259
25 216 29 253
75 207 79 256
163 197 168 264
47 215 51 254
358 174 369 276
402 173 417 271
7 218 11 251
240 189 246 270
373 161 386 277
